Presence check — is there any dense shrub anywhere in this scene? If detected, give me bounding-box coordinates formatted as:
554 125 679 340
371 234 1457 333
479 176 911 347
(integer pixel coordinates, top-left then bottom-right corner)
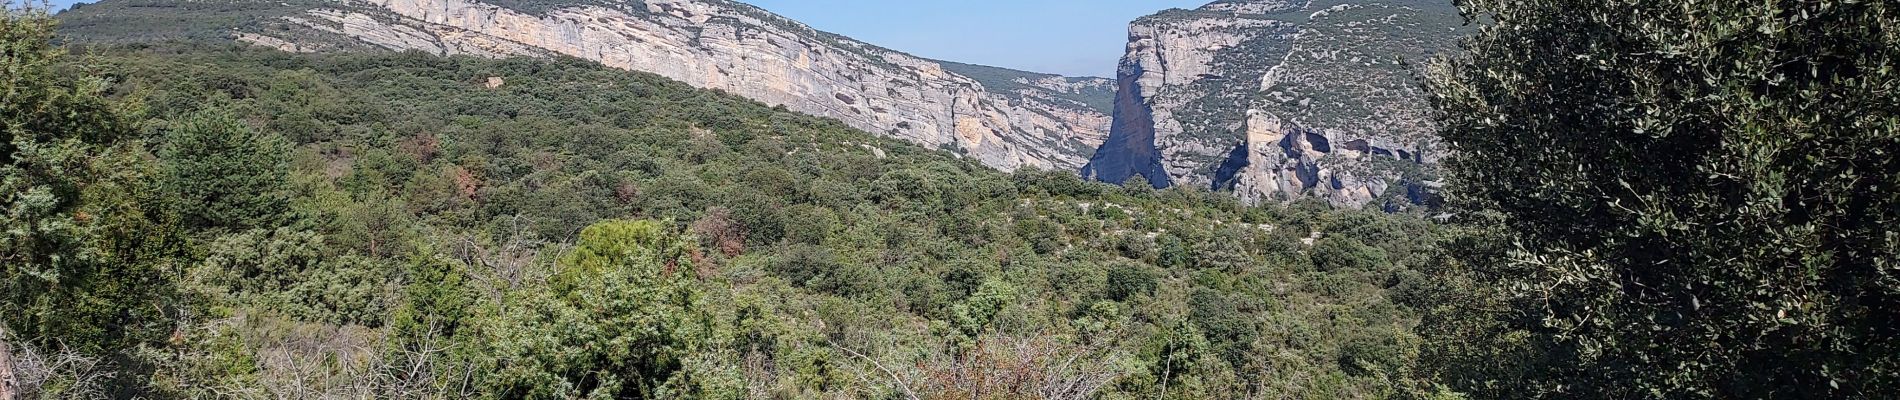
1425 0 1900 397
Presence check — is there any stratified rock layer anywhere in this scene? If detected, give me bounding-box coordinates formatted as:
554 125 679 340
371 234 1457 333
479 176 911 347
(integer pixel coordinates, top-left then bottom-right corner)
76 0 1114 172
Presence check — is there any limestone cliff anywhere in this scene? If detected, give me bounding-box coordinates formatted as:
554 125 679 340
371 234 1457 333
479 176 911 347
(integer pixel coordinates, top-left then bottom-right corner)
1085 0 1467 208
58 0 1113 172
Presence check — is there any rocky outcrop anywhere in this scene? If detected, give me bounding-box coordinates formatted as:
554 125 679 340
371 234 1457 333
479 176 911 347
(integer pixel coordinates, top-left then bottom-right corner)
1214 110 1416 206
0 332 15 400
1085 0 1468 208
215 0 1115 171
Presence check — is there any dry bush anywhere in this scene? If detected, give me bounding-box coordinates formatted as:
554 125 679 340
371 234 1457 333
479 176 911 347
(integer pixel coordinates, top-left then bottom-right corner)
376 320 477 399
913 334 1123 400
692 207 747 258
2 333 113 399
446 217 548 299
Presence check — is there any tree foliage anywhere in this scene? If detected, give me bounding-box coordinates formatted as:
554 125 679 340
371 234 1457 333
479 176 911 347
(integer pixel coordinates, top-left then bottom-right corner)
473 220 730 399
1426 0 1900 397
0 6 173 352
161 108 290 231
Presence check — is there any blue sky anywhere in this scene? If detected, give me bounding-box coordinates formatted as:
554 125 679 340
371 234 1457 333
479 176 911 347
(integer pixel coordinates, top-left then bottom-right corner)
743 1 1207 77
40 0 81 9
46 0 1208 77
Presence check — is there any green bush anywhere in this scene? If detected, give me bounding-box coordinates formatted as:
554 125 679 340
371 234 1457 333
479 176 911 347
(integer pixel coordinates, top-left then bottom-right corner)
1105 260 1160 302
474 220 732 398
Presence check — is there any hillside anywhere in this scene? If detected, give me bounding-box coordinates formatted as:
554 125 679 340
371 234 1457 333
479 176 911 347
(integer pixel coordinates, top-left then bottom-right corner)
4 30 1449 397
1085 0 1469 208
14 0 1900 398
56 0 1116 172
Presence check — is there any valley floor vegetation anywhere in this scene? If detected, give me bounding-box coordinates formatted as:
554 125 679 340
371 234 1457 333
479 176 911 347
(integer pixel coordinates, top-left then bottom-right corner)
3 0 1897 398
3 9 1450 399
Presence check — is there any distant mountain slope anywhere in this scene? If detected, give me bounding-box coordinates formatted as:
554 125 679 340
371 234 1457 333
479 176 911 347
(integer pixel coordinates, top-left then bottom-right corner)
1084 0 1469 208
58 0 1115 172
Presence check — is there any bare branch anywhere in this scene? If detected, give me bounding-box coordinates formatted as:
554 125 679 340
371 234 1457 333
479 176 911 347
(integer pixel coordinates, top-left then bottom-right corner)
828 339 920 400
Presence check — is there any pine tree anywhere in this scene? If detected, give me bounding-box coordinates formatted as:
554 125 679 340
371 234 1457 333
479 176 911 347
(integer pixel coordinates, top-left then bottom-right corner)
161 109 290 231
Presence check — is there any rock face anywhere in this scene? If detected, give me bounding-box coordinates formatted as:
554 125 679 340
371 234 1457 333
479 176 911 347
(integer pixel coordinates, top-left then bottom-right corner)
61 0 1113 172
1084 0 1468 208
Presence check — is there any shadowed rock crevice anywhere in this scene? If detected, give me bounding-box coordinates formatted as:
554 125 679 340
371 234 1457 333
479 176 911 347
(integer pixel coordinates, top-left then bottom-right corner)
1081 60 1172 189
1210 140 1253 191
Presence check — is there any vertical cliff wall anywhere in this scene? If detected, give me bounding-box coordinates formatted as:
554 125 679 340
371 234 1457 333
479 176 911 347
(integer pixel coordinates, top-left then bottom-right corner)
1086 0 1468 208
1080 56 1172 188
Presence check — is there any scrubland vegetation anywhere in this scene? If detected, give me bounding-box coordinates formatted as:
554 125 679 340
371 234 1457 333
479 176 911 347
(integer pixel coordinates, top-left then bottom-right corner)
3 0 1896 398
